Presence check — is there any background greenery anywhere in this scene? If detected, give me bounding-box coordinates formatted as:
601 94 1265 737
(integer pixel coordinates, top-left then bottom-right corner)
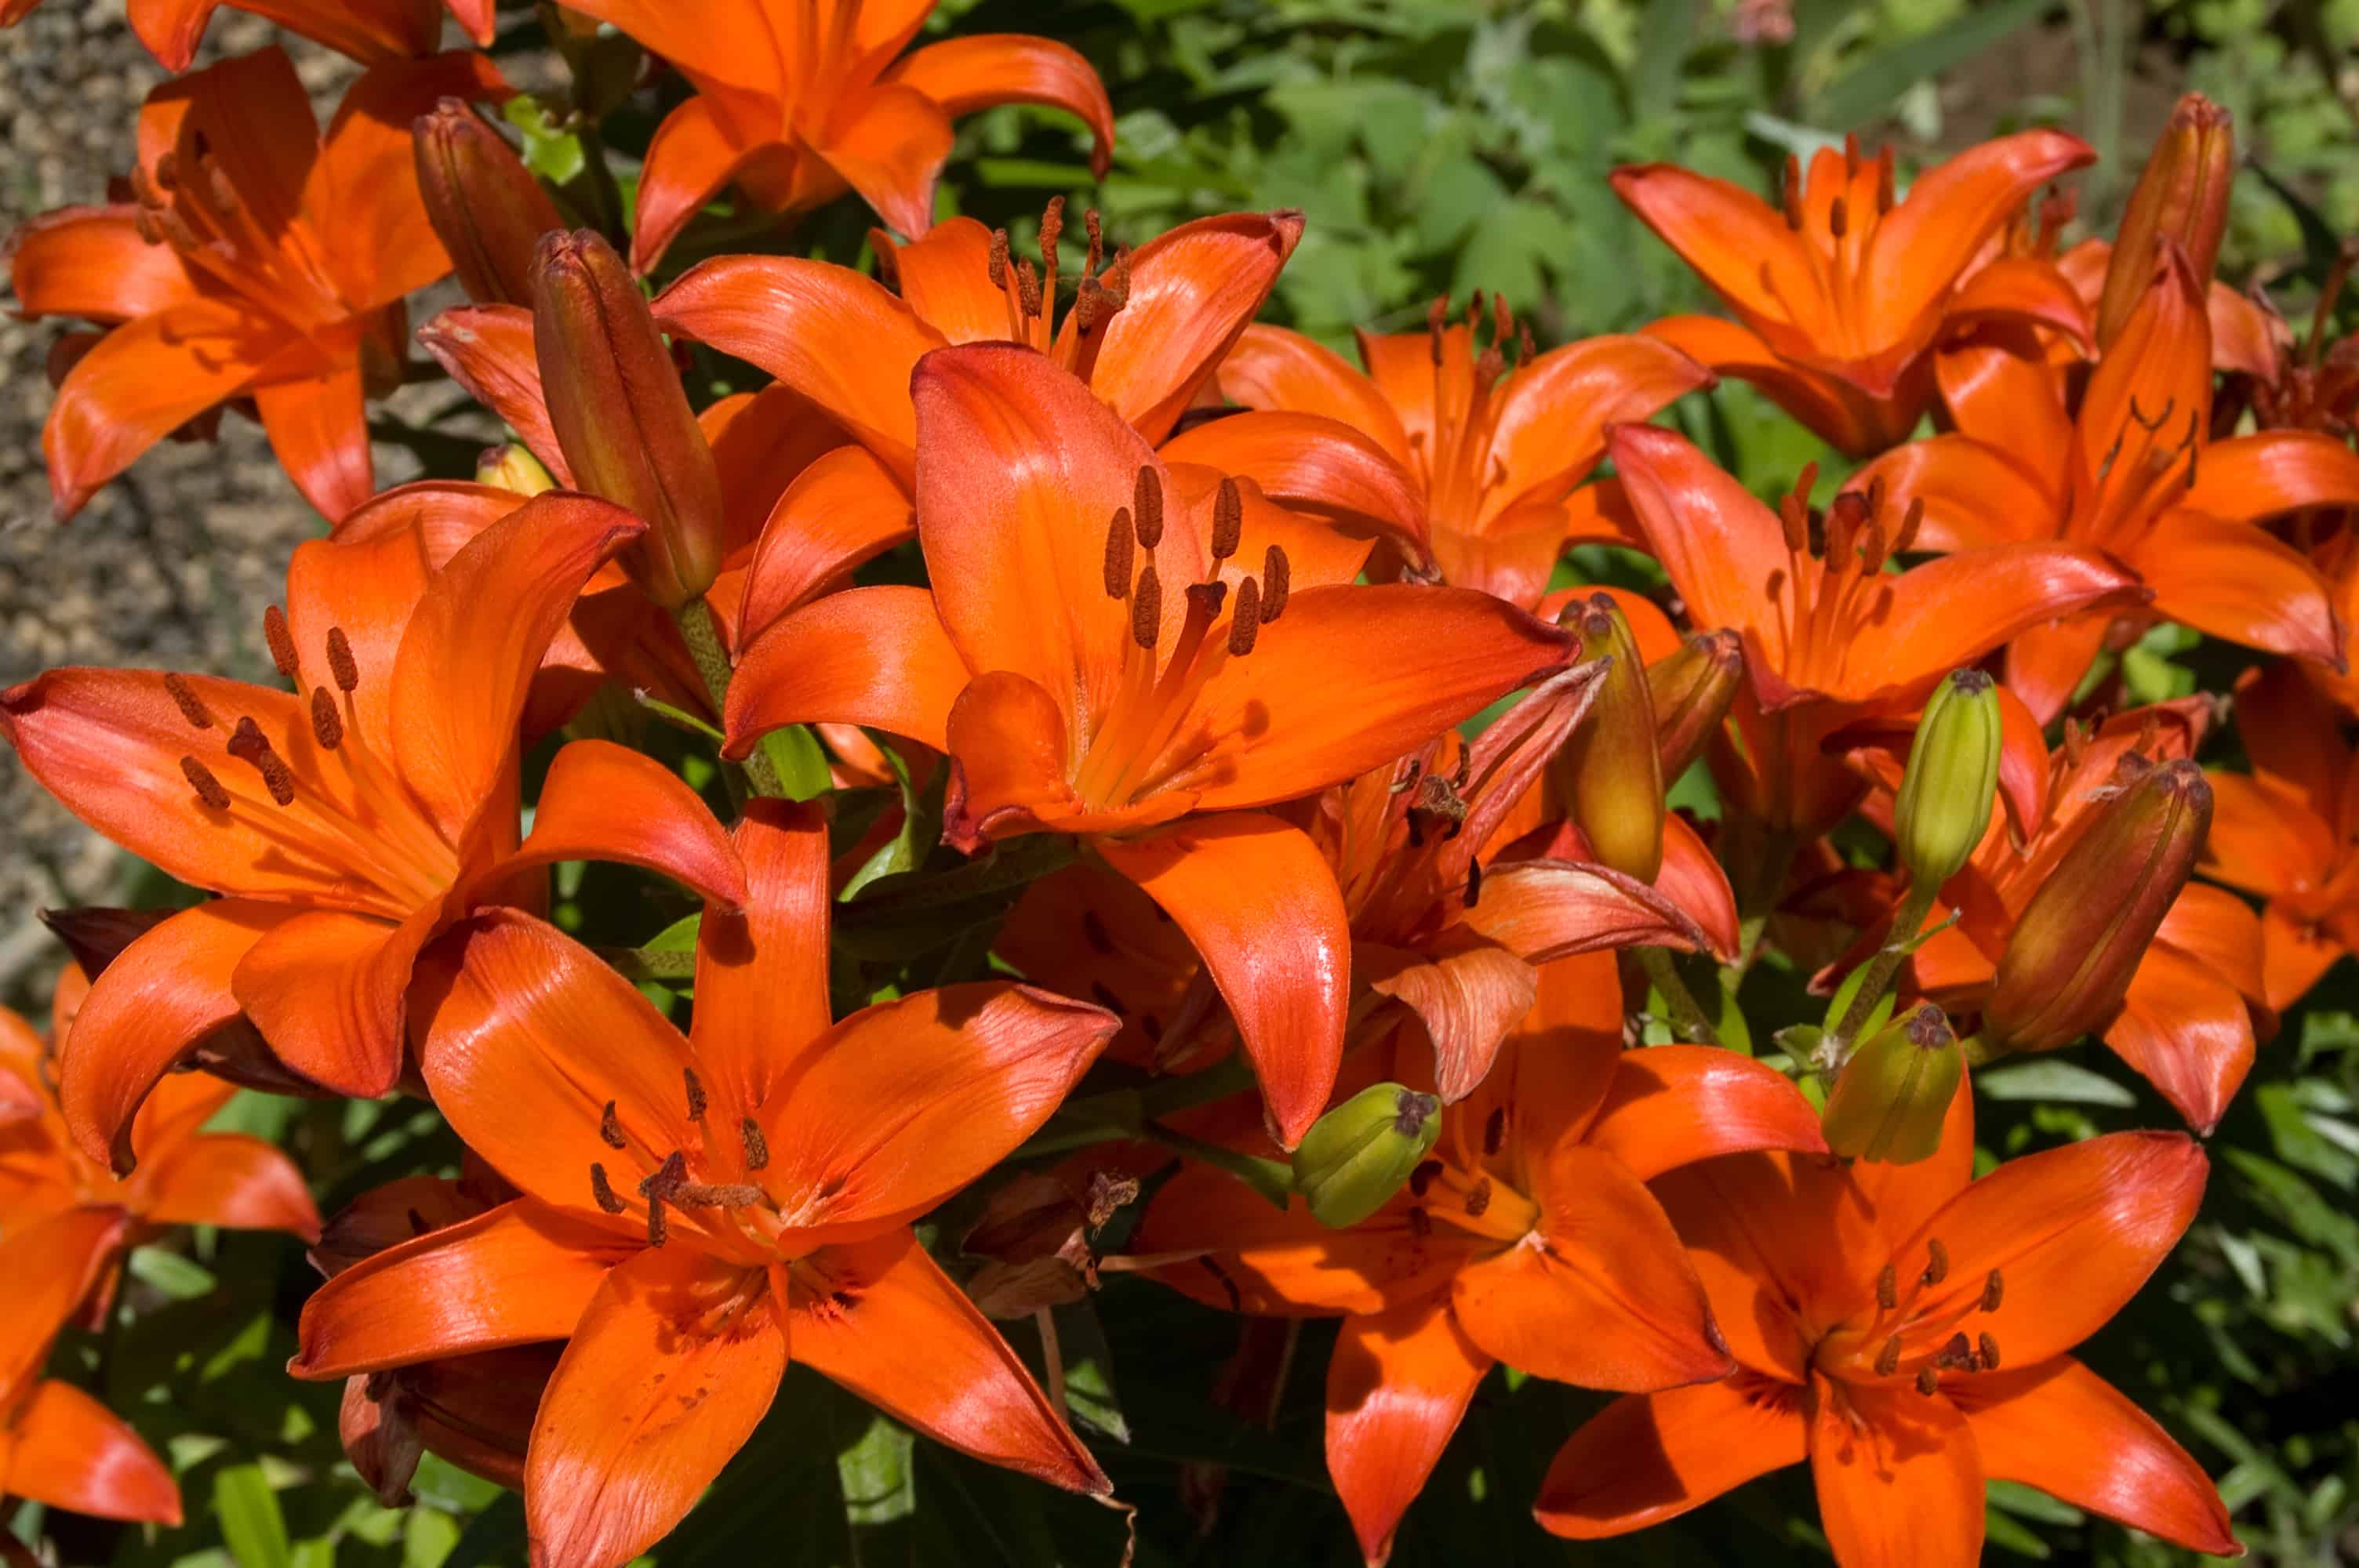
14 0 2359 1563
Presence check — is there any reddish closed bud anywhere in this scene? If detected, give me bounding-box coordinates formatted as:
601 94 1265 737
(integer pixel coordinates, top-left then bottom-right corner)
1551 594 1665 882
475 441 554 497
1985 757 2212 1053
1647 627 1743 783
533 229 727 608
1822 1003 1962 1165
2097 93 2234 348
413 100 566 308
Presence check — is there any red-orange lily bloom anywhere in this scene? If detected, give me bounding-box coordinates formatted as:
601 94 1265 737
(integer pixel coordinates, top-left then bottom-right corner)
1863 250 2359 721
7 47 506 521
724 344 1571 1145
1538 1084 2237 1566
1615 130 2094 456
1212 297 1712 608
0 1206 180 1530
560 0 1114 272
0 0 494 71
1132 953 1826 1565
291 803 1118 1568
2 492 747 1170
2201 662 2359 1011
1608 423 2142 836
1863 701 2267 1133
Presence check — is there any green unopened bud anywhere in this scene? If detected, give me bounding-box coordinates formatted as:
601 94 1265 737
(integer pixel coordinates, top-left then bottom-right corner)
1822 1003 1961 1164
1894 669 2002 888
1648 628 1743 783
413 99 566 307
1292 1083 1442 1229
2097 93 2234 349
1550 594 1665 882
534 229 727 609
475 441 554 496
1986 757 2212 1053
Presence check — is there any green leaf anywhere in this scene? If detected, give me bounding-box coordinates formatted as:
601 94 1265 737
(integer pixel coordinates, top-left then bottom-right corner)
126 1244 217 1301
500 95 587 185
835 1407 918 1527
1974 1059 2138 1107
1809 0 2049 131
214 1464 293 1568
1631 0 1700 120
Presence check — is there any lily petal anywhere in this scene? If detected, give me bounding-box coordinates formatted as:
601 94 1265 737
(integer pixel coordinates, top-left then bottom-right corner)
2106 942 2255 1134
6 205 200 322
1484 334 1712 521
1325 1298 1492 1566
725 585 968 756
1534 1377 1805 1538
812 84 956 241
1219 323 1412 467
1842 543 2144 704
1865 129 2093 338
629 94 764 277
2 1379 181 1525
256 361 373 522
1584 1047 1827 1183
1157 410 1428 563
1361 935 1536 1104
2123 509 2343 667
882 34 1115 180
1808 1375 1984 1568
1455 859 1710 963
736 446 914 646
416 304 570 485
0 1207 130 1395
136 1131 321 1240
494 739 745 910
690 799 833 1116
1606 423 1790 652
1098 812 1350 1149
1856 434 2055 551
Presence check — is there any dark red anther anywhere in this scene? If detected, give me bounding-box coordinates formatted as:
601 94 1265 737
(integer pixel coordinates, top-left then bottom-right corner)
740 1117 769 1171
589 1163 625 1214
1844 132 1861 177
1259 545 1290 623
1463 1177 1492 1218
1132 466 1165 549
1978 1332 2001 1371
1483 1106 1506 1156
1427 296 1449 364
1015 259 1042 318
1464 855 1482 908
638 1149 688 1199
180 756 231 811
1210 477 1244 561
163 673 213 729
262 604 299 681
645 1196 668 1248
1227 578 1262 656
310 687 343 750
1922 1237 1950 1287
1782 154 1805 229
1829 196 1848 239
1131 563 1162 650
987 228 1010 290
1876 1262 1898 1311
1184 580 1228 625
598 1100 627 1150
672 1179 766 1209
1408 1159 1441 1197
1039 194 1065 270
1084 209 1103 276
1874 1336 1902 1377
682 1065 708 1121
1914 1366 1939 1396
1103 506 1136 599
326 627 359 693
1896 495 1926 554
227 717 296 805
1982 1269 2004 1312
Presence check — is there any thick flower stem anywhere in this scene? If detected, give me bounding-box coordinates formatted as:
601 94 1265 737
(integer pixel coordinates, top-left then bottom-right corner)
1827 880 1940 1065
674 595 786 798
1639 947 1718 1044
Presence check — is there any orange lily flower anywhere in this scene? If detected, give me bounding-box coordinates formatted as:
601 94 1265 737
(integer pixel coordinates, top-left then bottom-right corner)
1132 953 1826 1565
2200 662 2359 1011
1862 250 2359 721
1211 296 1712 608
1855 701 2267 1133
2 967 319 1261
1607 424 2141 837
1614 130 2094 456
1538 1084 2237 1566
2 491 747 1171
0 1206 180 1530
722 344 1571 1144
7 47 504 521
559 0 1114 272
291 803 1118 1568
0 0 494 71
647 208 1412 560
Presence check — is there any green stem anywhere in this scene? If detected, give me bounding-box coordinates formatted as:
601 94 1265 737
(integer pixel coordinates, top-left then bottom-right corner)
673 596 784 798
598 945 698 982
1826 880 1939 1063
1639 947 1717 1044
1142 1123 1292 1210
1961 1032 2003 1068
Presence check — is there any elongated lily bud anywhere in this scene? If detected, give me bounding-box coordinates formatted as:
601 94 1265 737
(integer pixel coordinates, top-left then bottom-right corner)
1822 1004 1961 1164
534 229 726 608
413 100 566 307
1648 628 1743 782
475 441 554 497
1893 669 2001 888
2097 93 2234 347
1985 757 2212 1053
1552 594 1665 882
1292 1083 1442 1229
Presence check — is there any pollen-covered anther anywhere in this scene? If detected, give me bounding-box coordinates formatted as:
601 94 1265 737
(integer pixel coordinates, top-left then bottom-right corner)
325 627 359 693
1463 1177 1492 1218
1874 1336 1903 1377
180 756 231 811
226 717 296 806
1227 578 1262 656
682 1065 708 1122
262 604 299 681
1083 209 1104 274
589 1163 626 1214
1427 295 1449 364
309 687 343 750
1981 1269 2004 1312
1408 1159 1442 1197
1875 1261 1898 1312
598 1100 627 1151
1102 506 1136 600
1183 581 1228 625
740 1117 768 1171
1921 1236 1950 1287
1483 1106 1506 1156
1781 154 1805 229
1210 477 1244 561
987 228 1010 289
1130 563 1162 650
1132 466 1165 549
672 1180 766 1209
1914 1366 1939 1396
162 673 213 729
1259 545 1290 623
1978 1332 2001 1371
1015 259 1043 319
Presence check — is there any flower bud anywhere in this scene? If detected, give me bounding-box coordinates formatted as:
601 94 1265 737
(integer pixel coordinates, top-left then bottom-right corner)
413 100 566 307
1985 757 2212 1053
1893 669 2001 888
1292 1083 1442 1229
475 441 554 496
2096 93 2234 349
533 229 727 608
1648 627 1743 782
1550 594 1665 881
1821 1003 1961 1164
